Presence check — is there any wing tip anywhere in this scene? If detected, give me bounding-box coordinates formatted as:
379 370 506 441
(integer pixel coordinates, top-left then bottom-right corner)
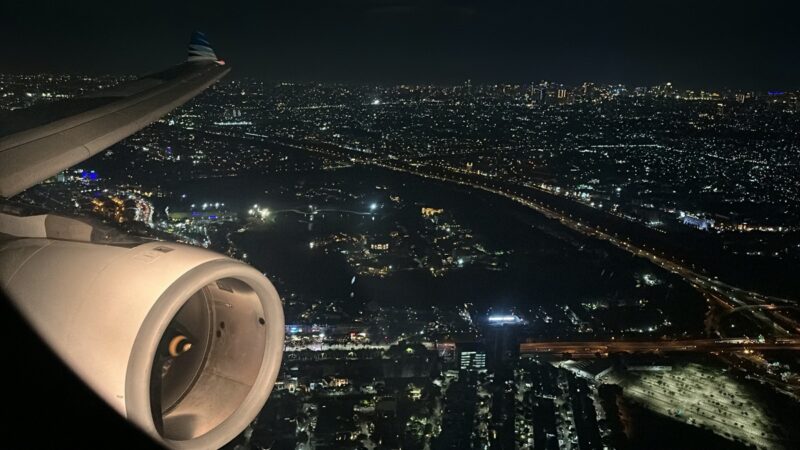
187 31 220 63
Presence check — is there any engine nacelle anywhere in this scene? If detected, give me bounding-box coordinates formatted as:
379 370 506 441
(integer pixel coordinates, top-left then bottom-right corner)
0 212 284 449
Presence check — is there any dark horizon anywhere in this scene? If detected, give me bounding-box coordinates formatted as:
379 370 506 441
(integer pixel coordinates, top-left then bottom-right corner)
2 0 800 90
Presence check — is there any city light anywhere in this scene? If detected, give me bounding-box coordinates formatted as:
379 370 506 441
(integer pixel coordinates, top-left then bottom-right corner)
487 314 524 325
5 35 800 450
248 205 271 219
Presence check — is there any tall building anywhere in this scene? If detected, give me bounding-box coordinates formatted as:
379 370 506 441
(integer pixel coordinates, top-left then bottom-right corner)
458 342 487 371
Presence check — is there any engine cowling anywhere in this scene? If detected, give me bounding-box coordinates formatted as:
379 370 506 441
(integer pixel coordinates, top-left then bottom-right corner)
0 213 284 449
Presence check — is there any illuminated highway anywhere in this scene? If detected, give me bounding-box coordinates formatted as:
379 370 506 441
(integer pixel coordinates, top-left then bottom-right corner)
256 136 800 339
519 338 800 356
379 165 800 337
230 132 800 338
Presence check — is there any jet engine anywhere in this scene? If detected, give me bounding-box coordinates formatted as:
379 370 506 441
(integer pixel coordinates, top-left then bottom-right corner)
0 209 284 449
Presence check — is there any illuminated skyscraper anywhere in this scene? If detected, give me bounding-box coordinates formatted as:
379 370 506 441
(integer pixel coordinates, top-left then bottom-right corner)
458 343 487 371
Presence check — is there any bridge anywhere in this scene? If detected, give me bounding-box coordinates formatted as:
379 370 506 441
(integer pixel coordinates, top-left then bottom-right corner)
519 338 800 357
723 303 800 315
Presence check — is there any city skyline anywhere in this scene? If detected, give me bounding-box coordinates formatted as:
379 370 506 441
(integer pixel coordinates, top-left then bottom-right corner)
3 1 800 89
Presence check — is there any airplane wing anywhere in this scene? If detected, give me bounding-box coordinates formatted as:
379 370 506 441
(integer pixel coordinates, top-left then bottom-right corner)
0 33 285 450
0 31 230 197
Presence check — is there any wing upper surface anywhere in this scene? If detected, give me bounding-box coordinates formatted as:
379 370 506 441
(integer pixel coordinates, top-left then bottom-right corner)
0 32 229 198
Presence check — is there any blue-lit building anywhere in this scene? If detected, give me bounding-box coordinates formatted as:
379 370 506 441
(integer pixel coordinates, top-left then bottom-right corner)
680 213 714 230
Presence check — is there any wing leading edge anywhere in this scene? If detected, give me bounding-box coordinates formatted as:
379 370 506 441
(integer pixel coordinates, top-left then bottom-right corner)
0 32 230 198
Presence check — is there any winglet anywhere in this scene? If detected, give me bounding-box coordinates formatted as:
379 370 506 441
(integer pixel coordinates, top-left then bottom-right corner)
187 31 221 63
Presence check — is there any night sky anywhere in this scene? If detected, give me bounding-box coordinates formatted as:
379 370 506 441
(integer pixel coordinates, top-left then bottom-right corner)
2 0 799 89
